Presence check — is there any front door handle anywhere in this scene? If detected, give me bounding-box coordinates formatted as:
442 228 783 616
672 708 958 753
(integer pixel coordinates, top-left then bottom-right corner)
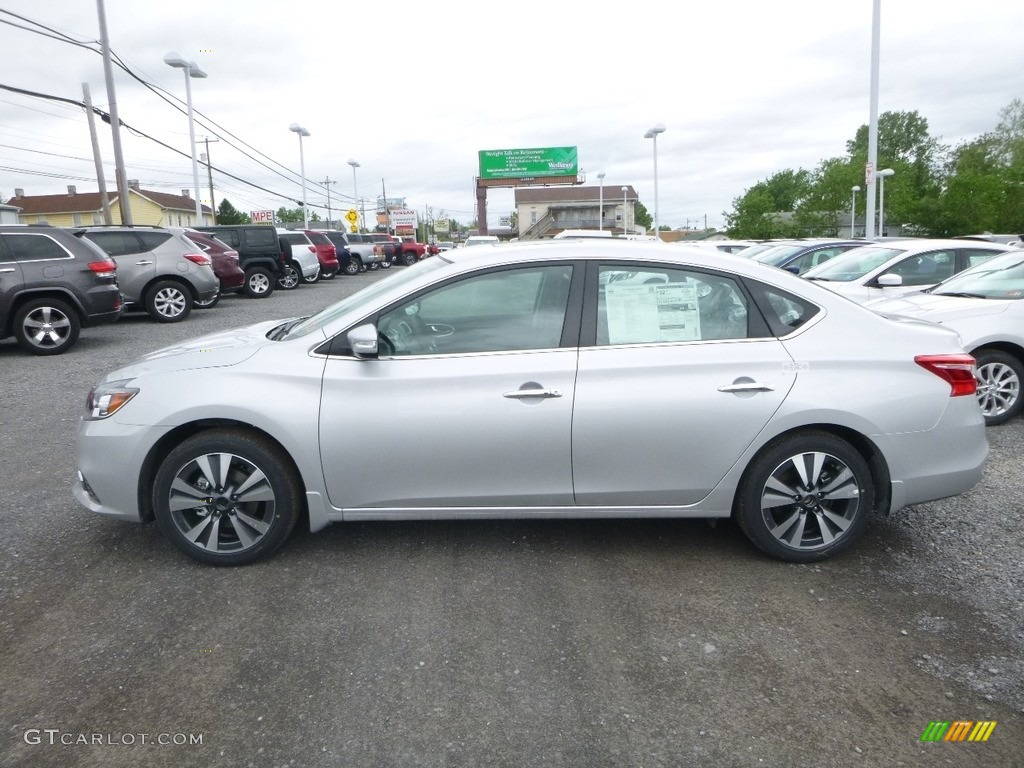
135 260 154 265
503 388 563 399
717 382 775 393
0 268 15 273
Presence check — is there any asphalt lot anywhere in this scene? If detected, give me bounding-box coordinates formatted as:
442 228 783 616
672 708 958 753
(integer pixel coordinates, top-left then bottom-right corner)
1 267 1022 767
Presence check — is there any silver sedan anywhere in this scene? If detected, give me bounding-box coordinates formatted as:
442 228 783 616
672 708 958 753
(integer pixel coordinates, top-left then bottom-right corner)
73 241 988 566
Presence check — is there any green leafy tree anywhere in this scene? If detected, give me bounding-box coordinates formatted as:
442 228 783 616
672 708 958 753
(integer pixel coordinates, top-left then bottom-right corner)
276 206 304 223
634 201 652 230
724 170 810 238
216 199 250 224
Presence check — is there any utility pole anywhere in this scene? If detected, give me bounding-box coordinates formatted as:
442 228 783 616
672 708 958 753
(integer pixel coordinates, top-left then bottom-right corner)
381 178 390 234
201 137 219 223
321 176 336 228
96 0 132 224
82 82 113 224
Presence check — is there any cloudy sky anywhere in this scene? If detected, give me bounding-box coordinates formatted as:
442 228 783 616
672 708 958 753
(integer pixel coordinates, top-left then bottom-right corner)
2 0 1023 232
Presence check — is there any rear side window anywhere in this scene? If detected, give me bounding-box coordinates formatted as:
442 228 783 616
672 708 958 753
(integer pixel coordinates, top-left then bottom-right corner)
2 233 72 262
137 232 172 250
308 233 330 245
962 248 1005 269
281 233 309 246
85 231 142 256
245 228 277 247
746 280 821 336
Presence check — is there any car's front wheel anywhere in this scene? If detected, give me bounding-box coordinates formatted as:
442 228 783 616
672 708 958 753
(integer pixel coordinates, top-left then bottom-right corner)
974 349 1023 425
145 280 192 322
402 252 417 267
152 430 302 566
734 432 873 563
13 298 81 355
277 262 301 290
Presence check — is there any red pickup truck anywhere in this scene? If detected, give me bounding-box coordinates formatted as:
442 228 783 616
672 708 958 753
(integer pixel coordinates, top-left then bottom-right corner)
396 236 429 266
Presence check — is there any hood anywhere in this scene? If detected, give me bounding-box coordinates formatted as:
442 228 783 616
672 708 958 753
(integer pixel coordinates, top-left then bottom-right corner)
106 318 293 379
866 293 1012 322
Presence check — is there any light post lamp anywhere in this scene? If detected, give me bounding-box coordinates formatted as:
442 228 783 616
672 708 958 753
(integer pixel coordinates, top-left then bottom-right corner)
644 123 665 239
347 158 361 232
877 168 895 237
289 123 311 228
850 185 860 238
621 186 628 236
597 172 605 231
163 51 207 224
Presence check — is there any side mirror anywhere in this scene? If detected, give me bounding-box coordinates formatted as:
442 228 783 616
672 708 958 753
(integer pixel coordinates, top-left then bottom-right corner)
877 273 903 287
348 323 379 359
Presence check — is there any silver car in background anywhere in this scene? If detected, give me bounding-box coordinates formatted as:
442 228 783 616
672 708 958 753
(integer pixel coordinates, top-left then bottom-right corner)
801 239 1013 304
867 248 1024 425
79 226 219 322
74 241 988 566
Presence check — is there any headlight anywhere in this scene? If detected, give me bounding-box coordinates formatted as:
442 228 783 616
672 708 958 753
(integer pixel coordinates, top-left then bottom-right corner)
85 380 139 420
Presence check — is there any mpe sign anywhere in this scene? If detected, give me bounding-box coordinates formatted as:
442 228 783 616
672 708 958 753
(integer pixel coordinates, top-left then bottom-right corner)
251 210 274 223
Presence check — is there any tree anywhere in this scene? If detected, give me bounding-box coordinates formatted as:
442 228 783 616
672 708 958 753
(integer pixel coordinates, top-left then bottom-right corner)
216 199 250 225
276 206 304 223
724 170 811 238
634 200 652 230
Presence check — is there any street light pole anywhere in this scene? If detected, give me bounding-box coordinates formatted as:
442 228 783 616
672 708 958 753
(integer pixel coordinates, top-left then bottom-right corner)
850 185 860 238
877 168 895 237
644 123 665 240
289 123 311 228
621 186 628 236
597 172 605 231
164 51 207 224
347 159 361 232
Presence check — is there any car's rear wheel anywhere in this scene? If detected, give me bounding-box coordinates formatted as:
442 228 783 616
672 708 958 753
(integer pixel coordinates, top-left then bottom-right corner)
379 256 392 269
344 259 361 276
243 267 275 298
734 432 873 563
152 430 302 566
13 298 81 355
277 262 301 290
402 252 417 267
974 349 1023 425
145 280 192 323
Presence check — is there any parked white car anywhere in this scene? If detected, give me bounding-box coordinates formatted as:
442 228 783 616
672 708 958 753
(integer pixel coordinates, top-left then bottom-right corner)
867 248 1024 425
802 239 1014 304
276 228 321 287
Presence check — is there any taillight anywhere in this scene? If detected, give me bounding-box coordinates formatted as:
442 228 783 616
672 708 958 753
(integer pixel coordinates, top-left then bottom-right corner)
184 253 211 266
88 260 116 275
915 355 977 397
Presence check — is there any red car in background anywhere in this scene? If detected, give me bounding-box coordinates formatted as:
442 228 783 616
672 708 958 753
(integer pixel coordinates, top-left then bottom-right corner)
178 228 245 308
305 230 340 280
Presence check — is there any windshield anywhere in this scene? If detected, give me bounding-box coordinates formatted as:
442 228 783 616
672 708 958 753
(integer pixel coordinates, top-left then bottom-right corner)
752 244 806 266
733 244 777 259
930 251 1024 299
281 256 448 339
802 245 907 282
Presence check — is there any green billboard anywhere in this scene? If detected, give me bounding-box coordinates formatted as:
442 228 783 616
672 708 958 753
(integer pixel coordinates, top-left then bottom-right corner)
478 146 578 180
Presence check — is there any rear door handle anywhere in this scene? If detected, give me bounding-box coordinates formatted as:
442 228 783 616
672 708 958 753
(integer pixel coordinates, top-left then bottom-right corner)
503 388 563 399
0 268 15 273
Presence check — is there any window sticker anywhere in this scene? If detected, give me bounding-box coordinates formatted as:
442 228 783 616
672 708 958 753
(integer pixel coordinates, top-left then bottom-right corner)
606 283 701 344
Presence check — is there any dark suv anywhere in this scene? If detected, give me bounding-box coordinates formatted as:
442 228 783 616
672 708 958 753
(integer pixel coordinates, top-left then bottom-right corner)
195 225 286 298
0 225 121 355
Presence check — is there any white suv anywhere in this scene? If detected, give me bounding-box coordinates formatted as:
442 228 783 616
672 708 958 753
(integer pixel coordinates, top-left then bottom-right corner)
275 229 321 288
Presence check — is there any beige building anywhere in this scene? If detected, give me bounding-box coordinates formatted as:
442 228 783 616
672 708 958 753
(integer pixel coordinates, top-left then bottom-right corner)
5 183 212 227
515 185 639 240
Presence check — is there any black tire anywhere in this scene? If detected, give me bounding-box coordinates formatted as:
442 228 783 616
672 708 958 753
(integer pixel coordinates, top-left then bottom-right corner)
194 293 221 309
379 256 393 269
734 431 874 563
277 262 301 290
321 269 336 281
13 297 81 355
974 349 1024 426
402 252 417 267
243 267 275 298
145 280 192 323
343 258 361 276
152 429 302 566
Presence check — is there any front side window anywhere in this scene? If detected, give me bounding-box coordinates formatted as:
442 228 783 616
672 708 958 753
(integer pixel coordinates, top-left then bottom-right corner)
597 265 748 344
887 249 955 286
378 264 574 356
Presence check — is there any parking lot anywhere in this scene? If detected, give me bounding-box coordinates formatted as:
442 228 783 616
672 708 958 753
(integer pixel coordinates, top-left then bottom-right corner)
1 268 1022 767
